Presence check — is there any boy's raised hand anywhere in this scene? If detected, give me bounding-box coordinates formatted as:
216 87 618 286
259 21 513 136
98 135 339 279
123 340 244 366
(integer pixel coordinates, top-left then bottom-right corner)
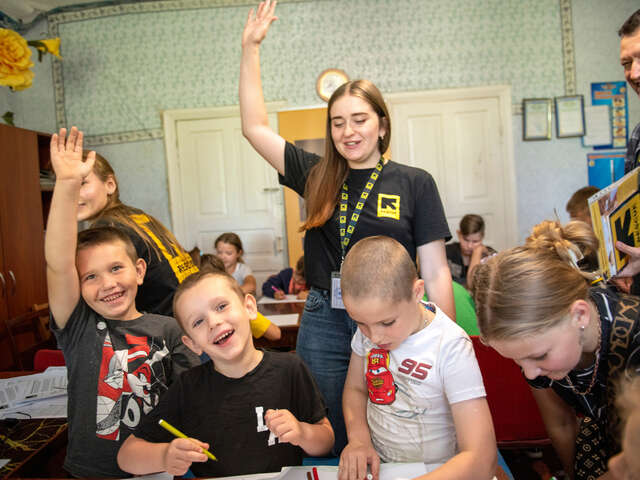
339 440 380 480
50 126 95 181
242 0 278 48
264 408 303 445
162 437 208 476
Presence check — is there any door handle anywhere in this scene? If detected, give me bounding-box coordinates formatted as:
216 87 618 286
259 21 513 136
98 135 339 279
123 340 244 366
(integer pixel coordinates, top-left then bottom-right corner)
262 187 280 192
8 270 16 296
0 272 5 297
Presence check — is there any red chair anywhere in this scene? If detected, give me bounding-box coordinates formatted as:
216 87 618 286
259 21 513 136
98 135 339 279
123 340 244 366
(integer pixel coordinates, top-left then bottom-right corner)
471 336 550 448
33 349 65 372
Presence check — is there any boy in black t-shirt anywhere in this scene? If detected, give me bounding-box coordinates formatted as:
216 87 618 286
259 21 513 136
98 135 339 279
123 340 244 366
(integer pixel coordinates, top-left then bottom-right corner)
117 270 334 477
46 127 199 478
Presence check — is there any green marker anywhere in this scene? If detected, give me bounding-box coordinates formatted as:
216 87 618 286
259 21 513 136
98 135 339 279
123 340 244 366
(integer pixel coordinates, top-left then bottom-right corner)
158 419 217 461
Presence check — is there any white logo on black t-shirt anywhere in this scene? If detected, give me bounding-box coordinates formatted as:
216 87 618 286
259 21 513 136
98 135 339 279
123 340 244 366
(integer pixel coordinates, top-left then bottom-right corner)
255 406 278 446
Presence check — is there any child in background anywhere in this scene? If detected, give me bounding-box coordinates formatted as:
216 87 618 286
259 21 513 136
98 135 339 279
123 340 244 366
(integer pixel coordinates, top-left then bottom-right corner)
46 127 199 478
339 236 496 480
566 186 599 225
117 270 334 477
445 214 495 288
200 253 281 341
262 256 308 300
608 376 640 479
215 232 257 295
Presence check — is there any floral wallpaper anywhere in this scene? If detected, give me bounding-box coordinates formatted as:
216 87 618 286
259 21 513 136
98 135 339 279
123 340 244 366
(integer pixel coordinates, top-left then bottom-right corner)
49 0 569 145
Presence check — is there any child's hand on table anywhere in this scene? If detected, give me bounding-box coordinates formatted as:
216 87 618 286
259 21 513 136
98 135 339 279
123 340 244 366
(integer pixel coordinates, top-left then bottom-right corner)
297 290 309 300
274 289 286 300
339 440 380 480
163 437 208 476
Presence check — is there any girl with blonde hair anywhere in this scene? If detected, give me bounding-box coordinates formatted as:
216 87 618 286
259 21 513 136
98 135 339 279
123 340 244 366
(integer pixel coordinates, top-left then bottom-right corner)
239 1 454 453
472 220 640 479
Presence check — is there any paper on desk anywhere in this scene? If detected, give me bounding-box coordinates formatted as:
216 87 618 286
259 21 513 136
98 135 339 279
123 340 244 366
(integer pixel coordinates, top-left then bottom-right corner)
264 313 300 327
0 394 67 419
258 295 306 304
201 463 428 480
0 367 67 409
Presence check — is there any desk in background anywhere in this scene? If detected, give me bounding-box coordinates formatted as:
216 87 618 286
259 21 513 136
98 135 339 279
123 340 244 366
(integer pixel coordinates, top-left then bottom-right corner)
0 371 68 478
1 417 67 477
256 299 304 351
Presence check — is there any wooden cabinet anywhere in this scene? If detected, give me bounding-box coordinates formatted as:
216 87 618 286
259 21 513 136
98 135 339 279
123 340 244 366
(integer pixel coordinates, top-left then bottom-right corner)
0 124 50 369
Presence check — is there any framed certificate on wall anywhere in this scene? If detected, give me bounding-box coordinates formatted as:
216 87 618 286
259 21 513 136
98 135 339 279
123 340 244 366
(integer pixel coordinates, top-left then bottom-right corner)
555 95 585 138
523 98 552 141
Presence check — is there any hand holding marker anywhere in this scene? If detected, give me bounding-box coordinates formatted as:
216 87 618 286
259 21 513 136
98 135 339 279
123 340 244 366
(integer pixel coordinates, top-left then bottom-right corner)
158 419 217 461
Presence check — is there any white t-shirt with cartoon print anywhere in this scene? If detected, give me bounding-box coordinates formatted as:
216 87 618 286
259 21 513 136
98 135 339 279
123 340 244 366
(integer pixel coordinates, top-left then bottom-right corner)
351 303 486 471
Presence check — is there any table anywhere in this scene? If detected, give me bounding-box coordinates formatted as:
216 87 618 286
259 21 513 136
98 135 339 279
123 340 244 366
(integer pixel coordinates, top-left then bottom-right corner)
0 371 68 478
255 300 304 351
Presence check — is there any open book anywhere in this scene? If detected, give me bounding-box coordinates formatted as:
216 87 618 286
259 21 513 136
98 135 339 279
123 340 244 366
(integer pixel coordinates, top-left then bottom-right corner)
588 167 640 279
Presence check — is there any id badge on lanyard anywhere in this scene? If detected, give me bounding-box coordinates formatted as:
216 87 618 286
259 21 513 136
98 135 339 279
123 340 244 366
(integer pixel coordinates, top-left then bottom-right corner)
332 157 384 310
330 271 345 309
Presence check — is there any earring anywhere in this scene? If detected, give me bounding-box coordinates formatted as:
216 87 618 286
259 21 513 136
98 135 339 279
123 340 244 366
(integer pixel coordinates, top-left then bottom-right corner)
580 325 585 331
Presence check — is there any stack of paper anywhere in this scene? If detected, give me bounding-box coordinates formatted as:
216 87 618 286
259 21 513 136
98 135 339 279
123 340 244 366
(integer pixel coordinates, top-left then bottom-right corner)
0 367 68 419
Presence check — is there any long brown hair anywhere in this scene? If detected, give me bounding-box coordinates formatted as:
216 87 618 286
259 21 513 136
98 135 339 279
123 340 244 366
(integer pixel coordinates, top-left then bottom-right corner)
472 220 599 342
301 79 391 230
87 152 188 260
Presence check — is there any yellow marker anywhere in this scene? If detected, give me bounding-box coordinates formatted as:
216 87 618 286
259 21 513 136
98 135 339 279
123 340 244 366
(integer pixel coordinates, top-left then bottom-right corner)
158 419 217 461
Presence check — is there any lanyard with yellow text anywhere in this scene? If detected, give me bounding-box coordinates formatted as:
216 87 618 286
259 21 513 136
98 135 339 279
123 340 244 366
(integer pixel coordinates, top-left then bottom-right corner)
331 157 384 309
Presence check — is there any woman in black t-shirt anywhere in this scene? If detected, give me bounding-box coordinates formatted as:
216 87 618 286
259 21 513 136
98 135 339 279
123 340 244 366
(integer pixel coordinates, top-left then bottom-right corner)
239 1 454 454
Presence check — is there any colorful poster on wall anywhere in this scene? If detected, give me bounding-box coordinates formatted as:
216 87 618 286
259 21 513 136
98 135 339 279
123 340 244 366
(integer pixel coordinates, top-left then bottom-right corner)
591 81 629 149
588 151 627 189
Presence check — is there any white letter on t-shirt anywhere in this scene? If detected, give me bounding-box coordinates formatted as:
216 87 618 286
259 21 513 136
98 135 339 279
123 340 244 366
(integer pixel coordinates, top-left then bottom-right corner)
255 406 278 446
255 406 267 432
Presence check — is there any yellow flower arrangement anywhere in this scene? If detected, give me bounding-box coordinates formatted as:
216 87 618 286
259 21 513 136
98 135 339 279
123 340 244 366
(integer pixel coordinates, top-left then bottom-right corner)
0 29 34 91
0 28 61 91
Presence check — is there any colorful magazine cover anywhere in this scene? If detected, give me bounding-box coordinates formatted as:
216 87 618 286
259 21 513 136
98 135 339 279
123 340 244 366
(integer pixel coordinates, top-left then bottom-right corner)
588 167 640 279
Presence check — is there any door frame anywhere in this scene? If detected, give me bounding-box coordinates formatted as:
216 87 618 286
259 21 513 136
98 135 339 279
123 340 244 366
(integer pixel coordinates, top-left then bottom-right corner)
385 85 518 248
162 103 287 246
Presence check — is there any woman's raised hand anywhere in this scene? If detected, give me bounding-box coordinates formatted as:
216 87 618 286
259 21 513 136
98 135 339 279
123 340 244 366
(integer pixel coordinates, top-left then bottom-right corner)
242 0 278 48
50 126 95 181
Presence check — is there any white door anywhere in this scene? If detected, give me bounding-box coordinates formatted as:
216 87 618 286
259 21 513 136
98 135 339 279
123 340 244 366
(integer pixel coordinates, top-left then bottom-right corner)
163 106 287 294
387 86 517 250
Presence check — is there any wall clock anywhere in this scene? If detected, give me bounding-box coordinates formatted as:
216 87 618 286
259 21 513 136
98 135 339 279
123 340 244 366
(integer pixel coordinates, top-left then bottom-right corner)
316 68 349 102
